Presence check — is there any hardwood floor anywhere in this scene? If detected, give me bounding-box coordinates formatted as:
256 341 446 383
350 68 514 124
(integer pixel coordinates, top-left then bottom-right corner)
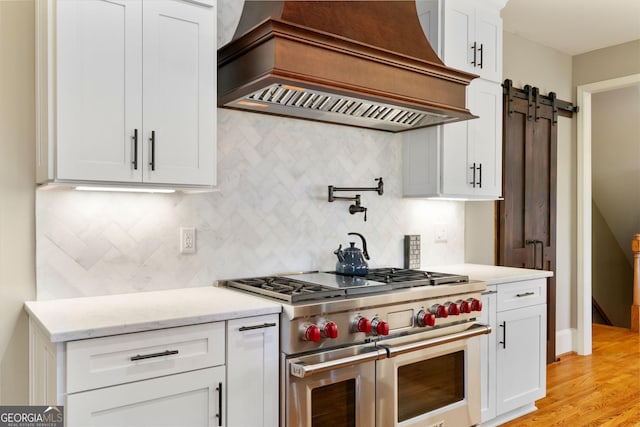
501 324 640 426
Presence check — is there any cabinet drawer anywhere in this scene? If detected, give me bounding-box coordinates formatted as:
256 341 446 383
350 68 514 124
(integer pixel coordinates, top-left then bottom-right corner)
497 279 547 311
67 322 224 393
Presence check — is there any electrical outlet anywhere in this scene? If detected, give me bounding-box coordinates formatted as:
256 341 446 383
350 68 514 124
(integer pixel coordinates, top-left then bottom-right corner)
428 421 445 427
434 224 448 242
180 227 196 254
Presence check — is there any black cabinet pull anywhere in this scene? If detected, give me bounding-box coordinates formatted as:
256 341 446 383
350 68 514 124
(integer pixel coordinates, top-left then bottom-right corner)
130 349 178 361
149 130 156 171
469 163 477 188
478 43 484 69
478 163 483 188
499 321 506 349
132 129 138 170
239 322 277 332
216 382 223 426
471 41 477 66
516 291 535 298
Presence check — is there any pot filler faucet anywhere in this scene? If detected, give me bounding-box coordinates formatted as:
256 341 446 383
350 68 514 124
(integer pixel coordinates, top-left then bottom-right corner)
328 177 384 222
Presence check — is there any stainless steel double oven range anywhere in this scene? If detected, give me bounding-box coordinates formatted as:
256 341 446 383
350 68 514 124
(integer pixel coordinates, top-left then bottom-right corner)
224 268 490 427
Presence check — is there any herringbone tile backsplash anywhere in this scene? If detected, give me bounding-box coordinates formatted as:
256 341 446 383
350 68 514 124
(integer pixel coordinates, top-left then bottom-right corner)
34 0 465 300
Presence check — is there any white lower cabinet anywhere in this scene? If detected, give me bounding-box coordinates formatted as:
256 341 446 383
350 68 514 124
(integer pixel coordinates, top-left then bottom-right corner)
481 279 547 426
30 314 280 427
226 315 279 427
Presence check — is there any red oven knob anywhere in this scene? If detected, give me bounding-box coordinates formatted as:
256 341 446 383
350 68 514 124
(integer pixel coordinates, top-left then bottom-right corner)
458 300 472 314
416 310 436 327
471 298 483 312
430 304 448 318
446 302 460 316
323 322 339 339
304 325 321 342
354 316 372 334
371 318 389 336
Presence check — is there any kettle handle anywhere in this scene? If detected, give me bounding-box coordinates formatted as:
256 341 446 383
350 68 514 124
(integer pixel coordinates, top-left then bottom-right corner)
348 232 370 260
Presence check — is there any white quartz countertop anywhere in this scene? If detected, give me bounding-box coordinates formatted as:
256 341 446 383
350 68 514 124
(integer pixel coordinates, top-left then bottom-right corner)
25 286 281 343
425 263 553 285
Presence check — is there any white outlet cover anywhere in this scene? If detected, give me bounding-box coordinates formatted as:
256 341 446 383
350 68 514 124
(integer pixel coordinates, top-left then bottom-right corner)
434 224 448 242
180 227 196 254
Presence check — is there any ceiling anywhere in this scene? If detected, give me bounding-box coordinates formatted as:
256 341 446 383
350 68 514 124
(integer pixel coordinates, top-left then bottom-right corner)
502 0 640 56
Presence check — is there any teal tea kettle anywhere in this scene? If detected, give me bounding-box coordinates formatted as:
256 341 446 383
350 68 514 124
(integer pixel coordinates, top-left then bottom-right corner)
334 232 370 276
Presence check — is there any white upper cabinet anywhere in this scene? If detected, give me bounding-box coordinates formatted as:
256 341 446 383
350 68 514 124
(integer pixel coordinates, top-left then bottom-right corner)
442 0 503 83
404 0 504 200
37 0 216 188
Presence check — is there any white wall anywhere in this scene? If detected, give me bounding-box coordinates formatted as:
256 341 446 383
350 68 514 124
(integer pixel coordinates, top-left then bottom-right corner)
35 0 466 299
0 0 36 404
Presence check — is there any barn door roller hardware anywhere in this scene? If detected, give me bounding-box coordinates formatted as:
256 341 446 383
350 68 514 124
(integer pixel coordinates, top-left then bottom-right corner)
502 79 578 125
328 177 384 222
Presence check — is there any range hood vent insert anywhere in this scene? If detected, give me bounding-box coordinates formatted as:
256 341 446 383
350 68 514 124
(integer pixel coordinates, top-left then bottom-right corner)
238 84 458 132
218 1 479 133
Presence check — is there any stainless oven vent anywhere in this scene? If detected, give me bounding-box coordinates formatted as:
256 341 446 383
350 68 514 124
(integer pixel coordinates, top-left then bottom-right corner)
238 84 458 132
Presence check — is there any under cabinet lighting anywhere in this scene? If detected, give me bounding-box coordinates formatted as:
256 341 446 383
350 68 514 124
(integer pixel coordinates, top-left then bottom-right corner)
75 186 175 194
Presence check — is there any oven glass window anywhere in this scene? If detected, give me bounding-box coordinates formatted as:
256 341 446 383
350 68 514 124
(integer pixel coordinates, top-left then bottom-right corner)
311 379 356 427
397 351 465 422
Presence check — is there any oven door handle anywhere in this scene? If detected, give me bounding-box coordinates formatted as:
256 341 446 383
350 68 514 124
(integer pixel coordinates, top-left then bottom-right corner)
382 323 492 358
289 350 385 379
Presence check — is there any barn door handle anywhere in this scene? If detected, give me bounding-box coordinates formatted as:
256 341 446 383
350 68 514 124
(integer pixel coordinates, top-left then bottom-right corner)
535 240 544 270
526 239 538 270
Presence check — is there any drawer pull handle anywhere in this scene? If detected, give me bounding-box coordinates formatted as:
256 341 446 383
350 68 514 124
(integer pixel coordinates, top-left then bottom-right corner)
216 382 223 426
239 322 277 331
130 349 179 361
516 292 535 298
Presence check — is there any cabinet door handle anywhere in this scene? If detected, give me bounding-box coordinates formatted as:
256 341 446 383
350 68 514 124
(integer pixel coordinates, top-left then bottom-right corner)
149 130 156 171
499 321 506 349
477 163 482 188
516 291 535 298
469 163 477 188
478 43 484 69
216 382 223 426
132 129 138 170
130 349 178 361
471 41 477 66
238 322 277 331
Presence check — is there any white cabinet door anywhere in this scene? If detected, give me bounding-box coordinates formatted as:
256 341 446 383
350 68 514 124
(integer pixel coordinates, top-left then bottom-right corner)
439 79 502 198
442 0 502 83
496 304 547 415
56 0 143 182
480 290 497 423
66 366 225 427
226 315 279 427
443 0 475 74
475 7 502 83
142 0 216 186
468 78 502 197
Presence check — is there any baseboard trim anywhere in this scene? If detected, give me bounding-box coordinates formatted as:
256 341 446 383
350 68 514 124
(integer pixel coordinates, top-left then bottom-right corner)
555 327 576 355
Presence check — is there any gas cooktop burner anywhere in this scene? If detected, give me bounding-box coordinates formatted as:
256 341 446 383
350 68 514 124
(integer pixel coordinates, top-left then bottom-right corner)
363 268 468 286
225 276 344 303
224 268 470 303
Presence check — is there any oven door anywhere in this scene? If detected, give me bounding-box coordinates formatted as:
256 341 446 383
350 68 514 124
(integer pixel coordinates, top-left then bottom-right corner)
376 323 491 427
285 345 385 427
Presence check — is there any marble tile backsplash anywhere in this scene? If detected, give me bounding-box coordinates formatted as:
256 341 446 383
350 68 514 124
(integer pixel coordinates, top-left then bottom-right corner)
35 0 466 300
36 110 464 300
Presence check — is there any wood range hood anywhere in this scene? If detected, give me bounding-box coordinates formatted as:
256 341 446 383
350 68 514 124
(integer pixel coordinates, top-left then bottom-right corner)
218 0 478 133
